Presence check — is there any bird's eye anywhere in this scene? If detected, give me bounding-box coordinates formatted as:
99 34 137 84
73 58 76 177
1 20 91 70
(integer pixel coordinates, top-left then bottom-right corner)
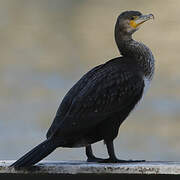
130 16 138 20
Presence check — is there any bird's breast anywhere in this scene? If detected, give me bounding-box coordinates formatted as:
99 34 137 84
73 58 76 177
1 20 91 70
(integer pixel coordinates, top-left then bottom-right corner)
131 76 151 114
143 76 151 96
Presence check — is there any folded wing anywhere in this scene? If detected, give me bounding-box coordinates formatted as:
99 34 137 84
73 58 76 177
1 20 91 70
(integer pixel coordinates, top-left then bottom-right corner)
47 58 144 139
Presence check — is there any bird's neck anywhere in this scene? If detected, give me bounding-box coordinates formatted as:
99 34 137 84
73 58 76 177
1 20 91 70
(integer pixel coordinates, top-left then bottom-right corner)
116 36 155 80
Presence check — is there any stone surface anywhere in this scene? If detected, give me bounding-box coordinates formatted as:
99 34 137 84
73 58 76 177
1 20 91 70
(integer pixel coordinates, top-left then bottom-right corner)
1 160 180 174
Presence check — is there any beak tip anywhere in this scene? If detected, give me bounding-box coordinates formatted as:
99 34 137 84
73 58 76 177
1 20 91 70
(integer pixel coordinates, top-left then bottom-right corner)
149 13 155 20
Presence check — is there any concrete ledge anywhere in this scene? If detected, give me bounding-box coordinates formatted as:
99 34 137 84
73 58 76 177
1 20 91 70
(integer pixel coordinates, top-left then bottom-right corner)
1 160 180 175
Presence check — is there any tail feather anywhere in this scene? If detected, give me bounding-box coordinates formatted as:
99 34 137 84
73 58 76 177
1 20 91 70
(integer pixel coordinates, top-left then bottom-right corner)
10 139 57 168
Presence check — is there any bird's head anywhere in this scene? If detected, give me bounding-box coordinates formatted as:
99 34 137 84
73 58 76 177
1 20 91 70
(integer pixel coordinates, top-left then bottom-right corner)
115 11 154 39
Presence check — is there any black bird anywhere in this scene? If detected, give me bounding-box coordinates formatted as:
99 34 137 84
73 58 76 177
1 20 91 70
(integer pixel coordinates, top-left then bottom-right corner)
11 11 155 168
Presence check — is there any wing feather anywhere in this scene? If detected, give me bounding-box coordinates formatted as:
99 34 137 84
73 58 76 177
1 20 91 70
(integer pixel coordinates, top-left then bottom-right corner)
47 60 144 138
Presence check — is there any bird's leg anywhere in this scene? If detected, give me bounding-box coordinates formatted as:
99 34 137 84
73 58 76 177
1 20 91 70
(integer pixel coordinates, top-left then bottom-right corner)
100 140 145 163
85 145 104 162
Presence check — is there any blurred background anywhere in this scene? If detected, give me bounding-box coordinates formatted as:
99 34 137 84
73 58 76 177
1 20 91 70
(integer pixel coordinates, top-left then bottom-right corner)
0 0 180 162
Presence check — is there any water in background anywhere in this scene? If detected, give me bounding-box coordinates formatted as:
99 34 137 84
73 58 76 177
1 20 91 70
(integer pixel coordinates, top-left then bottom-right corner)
0 0 180 162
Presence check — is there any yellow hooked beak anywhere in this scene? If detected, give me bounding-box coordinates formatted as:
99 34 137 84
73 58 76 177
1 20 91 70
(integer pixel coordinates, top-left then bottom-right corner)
130 14 154 28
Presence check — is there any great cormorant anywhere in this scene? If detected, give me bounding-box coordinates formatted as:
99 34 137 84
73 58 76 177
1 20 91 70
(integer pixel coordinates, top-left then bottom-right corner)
11 11 155 167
